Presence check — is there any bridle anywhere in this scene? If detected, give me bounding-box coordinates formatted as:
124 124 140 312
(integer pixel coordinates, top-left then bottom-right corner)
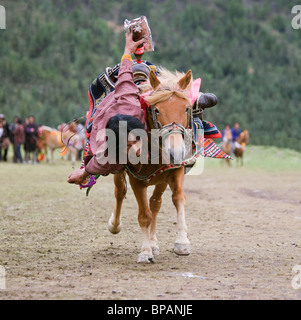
125 102 197 182
146 104 193 132
146 102 195 153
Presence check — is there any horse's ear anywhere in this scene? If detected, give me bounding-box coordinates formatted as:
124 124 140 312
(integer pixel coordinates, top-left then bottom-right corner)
178 69 192 90
149 70 161 90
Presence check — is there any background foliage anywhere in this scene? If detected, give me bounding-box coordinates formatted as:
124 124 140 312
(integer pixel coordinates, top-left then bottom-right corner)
0 0 300 150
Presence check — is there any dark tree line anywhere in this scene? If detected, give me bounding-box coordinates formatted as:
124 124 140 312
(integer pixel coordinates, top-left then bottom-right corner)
0 0 300 150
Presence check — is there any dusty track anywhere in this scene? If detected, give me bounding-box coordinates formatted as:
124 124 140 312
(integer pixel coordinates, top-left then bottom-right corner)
0 162 301 299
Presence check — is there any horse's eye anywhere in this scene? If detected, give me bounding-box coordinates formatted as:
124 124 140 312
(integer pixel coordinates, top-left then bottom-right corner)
154 108 160 114
185 107 190 113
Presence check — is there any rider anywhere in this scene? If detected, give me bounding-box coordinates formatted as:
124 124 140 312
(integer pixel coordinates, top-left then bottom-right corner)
222 124 233 142
231 121 242 151
133 45 156 69
231 122 242 142
81 38 159 171
67 31 146 186
69 29 222 187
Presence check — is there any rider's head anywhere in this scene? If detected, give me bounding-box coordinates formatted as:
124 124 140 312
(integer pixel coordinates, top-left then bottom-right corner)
234 122 240 130
106 114 145 162
132 63 151 86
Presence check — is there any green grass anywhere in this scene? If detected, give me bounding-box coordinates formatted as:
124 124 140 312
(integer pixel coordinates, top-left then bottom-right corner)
204 145 301 171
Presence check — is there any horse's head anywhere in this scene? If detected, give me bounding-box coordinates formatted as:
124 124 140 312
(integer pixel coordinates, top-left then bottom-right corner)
241 130 250 145
143 68 192 164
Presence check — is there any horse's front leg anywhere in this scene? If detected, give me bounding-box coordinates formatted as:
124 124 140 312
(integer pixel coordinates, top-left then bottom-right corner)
149 183 168 256
51 148 55 164
69 147 76 166
130 178 153 263
169 168 190 255
108 172 126 234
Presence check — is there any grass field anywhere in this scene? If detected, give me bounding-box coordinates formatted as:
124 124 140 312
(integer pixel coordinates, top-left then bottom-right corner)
205 145 301 171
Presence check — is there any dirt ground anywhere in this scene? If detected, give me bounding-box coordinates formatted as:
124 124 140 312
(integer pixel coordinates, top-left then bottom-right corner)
0 161 301 300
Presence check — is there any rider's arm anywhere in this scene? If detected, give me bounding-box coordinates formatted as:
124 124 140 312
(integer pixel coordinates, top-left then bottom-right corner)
67 33 145 181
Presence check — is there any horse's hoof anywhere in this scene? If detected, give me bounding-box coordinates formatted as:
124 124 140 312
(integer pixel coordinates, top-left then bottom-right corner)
137 252 154 264
108 216 122 234
174 243 190 255
151 245 160 256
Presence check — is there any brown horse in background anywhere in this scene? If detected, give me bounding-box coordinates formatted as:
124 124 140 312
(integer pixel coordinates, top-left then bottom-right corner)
108 68 194 263
234 129 249 166
221 131 233 167
37 123 83 165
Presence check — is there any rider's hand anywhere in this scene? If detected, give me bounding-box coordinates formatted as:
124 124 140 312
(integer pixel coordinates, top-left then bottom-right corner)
67 168 89 185
123 31 144 56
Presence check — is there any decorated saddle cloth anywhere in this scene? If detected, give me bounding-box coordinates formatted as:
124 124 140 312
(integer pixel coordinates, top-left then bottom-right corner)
192 118 231 160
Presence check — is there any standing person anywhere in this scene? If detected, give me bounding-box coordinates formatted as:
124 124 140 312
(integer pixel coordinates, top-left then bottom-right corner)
10 116 19 160
0 114 11 162
13 117 24 163
10 116 19 136
0 115 4 161
24 115 38 164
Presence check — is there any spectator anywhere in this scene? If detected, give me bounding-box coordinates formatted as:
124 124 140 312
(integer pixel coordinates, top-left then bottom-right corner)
13 117 24 163
0 114 11 162
10 116 19 135
24 115 38 164
10 116 19 160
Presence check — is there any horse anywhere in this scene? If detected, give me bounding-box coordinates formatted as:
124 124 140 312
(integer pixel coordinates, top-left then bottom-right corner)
37 123 83 165
108 68 195 263
221 132 233 167
233 129 249 166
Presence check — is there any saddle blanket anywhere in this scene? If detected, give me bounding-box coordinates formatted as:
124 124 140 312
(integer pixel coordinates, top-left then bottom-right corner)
203 138 232 159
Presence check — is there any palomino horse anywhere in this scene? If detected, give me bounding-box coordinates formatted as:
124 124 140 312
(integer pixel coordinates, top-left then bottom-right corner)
221 132 233 167
234 129 249 166
108 68 195 263
37 123 83 165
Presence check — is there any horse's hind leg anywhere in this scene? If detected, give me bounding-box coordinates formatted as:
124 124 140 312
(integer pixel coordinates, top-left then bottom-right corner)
108 172 127 234
169 169 190 255
149 183 168 256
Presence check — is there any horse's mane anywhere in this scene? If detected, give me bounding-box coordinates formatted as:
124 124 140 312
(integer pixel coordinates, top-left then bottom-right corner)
140 67 192 106
41 125 56 132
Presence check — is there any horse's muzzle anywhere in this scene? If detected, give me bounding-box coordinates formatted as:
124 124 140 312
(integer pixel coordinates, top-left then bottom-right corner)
160 122 189 165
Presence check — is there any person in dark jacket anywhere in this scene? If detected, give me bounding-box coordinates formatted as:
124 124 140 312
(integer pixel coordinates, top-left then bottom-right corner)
0 114 11 162
13 117 24 163
24 115 38 164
